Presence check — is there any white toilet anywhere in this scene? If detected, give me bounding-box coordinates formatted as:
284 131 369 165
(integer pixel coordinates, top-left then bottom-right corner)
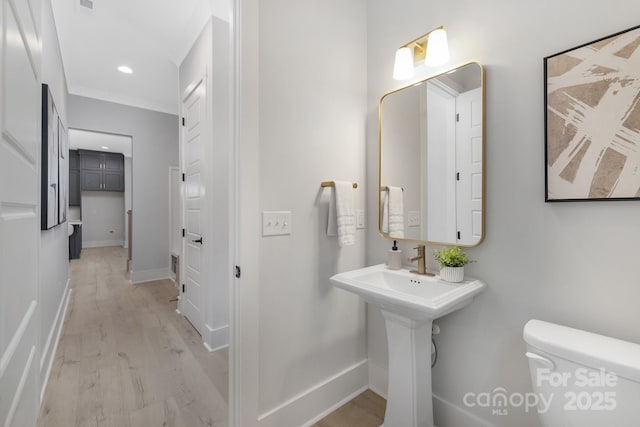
524 319 640 426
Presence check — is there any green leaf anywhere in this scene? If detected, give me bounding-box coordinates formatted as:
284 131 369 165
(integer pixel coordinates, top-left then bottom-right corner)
433 246 475 268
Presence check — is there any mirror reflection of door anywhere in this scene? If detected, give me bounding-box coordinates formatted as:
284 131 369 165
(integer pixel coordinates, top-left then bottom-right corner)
454 87 483 245
380 62 484 246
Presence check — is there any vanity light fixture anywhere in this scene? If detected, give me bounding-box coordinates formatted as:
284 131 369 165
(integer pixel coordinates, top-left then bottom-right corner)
117 65 133 74
393 26 450 81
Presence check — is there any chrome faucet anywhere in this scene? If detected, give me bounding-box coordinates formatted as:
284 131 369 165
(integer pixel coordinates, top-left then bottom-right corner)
408 245 432 276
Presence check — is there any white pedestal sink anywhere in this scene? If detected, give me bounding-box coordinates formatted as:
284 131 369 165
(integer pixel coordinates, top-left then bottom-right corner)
330 264 485 427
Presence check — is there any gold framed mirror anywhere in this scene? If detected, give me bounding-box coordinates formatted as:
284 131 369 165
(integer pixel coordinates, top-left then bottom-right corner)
378 62 485 246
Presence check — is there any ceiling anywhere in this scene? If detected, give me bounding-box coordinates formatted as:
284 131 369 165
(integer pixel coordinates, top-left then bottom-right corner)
52 0 229 115
69 129 132 157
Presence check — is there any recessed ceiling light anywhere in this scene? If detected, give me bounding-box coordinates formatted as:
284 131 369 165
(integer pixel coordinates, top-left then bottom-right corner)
117 65 133 74
101 146 109 150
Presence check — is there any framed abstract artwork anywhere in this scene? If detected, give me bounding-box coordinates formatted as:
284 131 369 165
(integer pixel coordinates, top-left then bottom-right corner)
58 117 68 224
41 84 59 229
544 25 640 202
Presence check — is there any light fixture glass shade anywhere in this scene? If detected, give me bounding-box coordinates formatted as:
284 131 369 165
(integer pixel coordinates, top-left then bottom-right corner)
424 28 450 67
393 47 414 80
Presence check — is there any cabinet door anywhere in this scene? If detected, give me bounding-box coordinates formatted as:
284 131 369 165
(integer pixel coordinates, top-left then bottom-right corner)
80 150 102 170
81 170 102 190
69 169 81 205
69 149 80 170
103 170 124 191
103 153 123 171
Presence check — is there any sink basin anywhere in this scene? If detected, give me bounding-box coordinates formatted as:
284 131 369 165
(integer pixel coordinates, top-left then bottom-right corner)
330 264 486 427
330 264 485 320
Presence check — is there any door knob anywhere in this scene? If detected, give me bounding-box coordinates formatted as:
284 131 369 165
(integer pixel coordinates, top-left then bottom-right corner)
192 237 203 244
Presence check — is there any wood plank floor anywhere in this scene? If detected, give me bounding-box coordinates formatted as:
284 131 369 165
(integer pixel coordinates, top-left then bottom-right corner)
37 247 228 427
37 246 385 427
313 390 386 427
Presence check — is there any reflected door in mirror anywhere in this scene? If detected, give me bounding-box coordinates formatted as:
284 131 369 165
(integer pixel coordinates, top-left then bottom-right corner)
379 62 485 246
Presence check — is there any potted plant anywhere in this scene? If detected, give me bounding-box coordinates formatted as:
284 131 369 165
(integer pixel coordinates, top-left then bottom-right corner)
433 246 475 283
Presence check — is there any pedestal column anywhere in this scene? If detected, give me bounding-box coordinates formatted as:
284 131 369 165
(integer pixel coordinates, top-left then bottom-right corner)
381 310 433 427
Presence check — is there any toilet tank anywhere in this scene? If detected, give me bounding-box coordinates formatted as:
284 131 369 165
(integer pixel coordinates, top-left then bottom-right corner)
523 320 640 427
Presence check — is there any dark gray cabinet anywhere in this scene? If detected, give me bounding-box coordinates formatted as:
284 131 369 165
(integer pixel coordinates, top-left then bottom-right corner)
69 150 80 206
79 149 124 191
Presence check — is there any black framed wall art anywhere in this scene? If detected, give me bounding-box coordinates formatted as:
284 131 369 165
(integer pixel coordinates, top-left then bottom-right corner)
545 25 640 202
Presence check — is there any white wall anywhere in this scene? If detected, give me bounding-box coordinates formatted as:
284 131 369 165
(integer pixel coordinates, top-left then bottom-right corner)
81 191 125 247
237 0 369 425
366 1 640 426
67 96 179 283
178 17 231 350
39 0 72 402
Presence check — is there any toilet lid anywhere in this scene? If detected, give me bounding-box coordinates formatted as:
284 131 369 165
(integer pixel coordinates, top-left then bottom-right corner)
524 319 640 383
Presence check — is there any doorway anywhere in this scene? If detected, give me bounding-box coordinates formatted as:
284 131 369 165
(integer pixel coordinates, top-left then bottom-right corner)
68 129 133 266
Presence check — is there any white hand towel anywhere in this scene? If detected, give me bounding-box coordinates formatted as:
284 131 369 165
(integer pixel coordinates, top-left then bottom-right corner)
327 181 355 247
381 190 389 234
386 186 404 238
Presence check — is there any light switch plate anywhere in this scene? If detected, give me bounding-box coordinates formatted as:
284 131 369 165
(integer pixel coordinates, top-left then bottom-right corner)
262 211 292 236
408 211 420 227
356 209 365 229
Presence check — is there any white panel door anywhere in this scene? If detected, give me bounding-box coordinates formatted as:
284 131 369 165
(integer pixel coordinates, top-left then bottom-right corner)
455 87 483 245
425 83 457 243
0 0 42 425
181 79 206 335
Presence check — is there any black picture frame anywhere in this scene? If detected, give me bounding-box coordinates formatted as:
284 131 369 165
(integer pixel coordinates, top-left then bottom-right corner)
41 84 61 229
544 24 640 202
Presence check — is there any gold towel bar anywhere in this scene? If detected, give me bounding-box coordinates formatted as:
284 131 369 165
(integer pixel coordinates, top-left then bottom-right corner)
321 181 358 189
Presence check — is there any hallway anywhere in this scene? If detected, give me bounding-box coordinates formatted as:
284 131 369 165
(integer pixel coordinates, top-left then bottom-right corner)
36 247 228 426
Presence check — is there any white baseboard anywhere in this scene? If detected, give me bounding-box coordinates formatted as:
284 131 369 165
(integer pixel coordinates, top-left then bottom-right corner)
203 324 229 352
39 281 71 403
83 240 124 248
258 359 368 427
433 393 497 427
130 267 171 284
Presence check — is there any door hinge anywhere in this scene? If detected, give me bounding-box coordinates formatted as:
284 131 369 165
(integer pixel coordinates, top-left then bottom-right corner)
457 231 461 240
182 173 185 182
182 284 185 293
182 228 185 237
456 172 460 181
235 266 241 279
182 117 185 127
456 113 460 122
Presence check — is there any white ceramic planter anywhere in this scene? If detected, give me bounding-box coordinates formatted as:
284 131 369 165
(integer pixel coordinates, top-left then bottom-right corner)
440 266 464 283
